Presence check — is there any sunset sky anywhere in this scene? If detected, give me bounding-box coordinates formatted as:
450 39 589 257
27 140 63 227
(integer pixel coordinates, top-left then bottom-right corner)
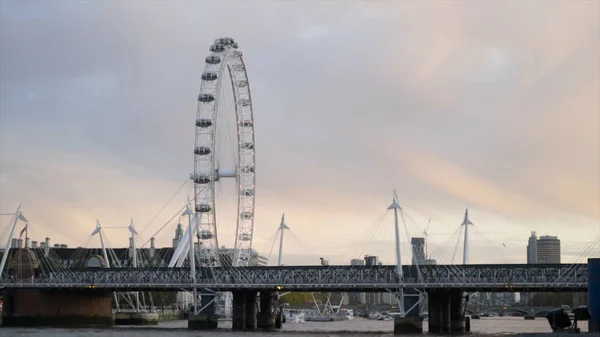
1 1 598 266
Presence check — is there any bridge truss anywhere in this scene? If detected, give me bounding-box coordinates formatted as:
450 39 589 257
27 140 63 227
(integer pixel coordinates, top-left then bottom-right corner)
1 263 587 293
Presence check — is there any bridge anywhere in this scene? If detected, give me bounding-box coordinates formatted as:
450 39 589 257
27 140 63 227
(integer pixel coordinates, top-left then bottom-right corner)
0 263 588 292
474 306 558 317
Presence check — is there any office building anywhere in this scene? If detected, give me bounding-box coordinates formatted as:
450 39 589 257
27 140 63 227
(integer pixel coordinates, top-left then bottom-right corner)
537 235 560 263
411 237 426 265
527 231 538 264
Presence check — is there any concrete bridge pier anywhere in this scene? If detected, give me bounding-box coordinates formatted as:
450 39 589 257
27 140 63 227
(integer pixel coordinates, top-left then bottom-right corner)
231 291 246 330
428 291 443 332
188 293 219 330
427 290 469 332
245 291 257 329
449 290 467 332
440 292 451 332
257 291 277 330
1 288 113 327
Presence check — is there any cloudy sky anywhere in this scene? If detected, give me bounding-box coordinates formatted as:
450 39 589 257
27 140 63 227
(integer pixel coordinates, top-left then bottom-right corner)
1 1 599 266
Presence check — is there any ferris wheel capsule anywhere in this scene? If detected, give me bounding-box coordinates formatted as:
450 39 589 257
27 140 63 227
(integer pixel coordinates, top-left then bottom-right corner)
205 56 221 64
196 119 213 127
202 72 218 81
198 93 215 102
210 44 226 52
195 204 212 213
215 37 235 45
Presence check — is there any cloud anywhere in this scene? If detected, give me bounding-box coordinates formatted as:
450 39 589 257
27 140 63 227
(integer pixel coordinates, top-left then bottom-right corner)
1 1 598 264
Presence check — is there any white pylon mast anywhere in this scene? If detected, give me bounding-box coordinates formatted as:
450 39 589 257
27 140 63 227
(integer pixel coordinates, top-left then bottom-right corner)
129 219 138 267
462 208 472 265
183 204 198 314
277 214 289 266
92 221 111 268
91 220 120 310
0 205 23 276
387 190 405 316
128 219 140 311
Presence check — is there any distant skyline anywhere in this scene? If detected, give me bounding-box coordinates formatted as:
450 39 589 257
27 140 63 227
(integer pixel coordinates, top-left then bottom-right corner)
1 1 599 265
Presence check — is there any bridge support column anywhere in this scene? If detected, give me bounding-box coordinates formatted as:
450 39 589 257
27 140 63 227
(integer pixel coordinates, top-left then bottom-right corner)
589 258 600 332
257 291 276 330
1 288 113 327
441 292 451 332
449 290 467 332
427 290 443 332
244 291 257 329
188 293 219 330
231 291 246 331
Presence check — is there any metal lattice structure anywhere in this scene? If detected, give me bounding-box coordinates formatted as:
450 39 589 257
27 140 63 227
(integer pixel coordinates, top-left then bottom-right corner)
0 264 587 292
192 37 256 267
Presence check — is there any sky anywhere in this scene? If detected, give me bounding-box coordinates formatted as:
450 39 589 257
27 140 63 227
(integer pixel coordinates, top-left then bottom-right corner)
0 0 599 266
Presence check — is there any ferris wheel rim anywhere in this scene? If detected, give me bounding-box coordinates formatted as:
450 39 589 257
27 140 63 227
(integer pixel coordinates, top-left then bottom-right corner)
192 37 256 267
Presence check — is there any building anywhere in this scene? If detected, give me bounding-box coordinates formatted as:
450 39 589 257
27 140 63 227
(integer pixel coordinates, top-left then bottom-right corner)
527 231 538 264
411 237 426 266
537 235 560 264
219 247 268 267
522 231 538 305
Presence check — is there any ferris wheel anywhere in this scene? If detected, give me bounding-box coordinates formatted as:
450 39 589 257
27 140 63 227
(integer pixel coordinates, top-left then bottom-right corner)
192 37 256 268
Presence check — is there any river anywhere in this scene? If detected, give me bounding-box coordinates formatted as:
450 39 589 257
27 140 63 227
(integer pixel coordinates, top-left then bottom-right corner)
0 317 590 336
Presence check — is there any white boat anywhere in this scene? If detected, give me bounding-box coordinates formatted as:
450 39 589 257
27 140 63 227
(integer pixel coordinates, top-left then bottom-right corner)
283 309 305 323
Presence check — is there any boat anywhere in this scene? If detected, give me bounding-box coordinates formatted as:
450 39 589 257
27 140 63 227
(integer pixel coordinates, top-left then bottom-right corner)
283 309 305 323
546 306 590 333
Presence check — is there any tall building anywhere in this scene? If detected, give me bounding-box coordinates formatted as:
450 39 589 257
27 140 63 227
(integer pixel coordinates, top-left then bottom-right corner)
527 231 537 264
411 237 426 265
537 235 560 263
522 231 538 305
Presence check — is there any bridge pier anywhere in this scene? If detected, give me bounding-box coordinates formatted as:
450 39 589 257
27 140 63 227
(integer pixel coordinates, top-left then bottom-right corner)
257 291 277 330
441 291 451 332
231 291 246 330
245 291 257 329
1 288 113 327
428 290 443 332
188 293 219 330
427 290 468 333
231 291 259 330
449 290 467 332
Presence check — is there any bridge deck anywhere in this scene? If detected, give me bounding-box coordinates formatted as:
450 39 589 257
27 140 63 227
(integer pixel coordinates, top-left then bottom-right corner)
0 263 587 292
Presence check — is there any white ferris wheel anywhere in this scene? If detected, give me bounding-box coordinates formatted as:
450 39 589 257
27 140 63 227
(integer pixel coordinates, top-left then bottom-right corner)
192 37 256 268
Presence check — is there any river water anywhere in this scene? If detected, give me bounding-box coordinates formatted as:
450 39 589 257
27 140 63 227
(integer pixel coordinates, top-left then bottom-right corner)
0 317 589 336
